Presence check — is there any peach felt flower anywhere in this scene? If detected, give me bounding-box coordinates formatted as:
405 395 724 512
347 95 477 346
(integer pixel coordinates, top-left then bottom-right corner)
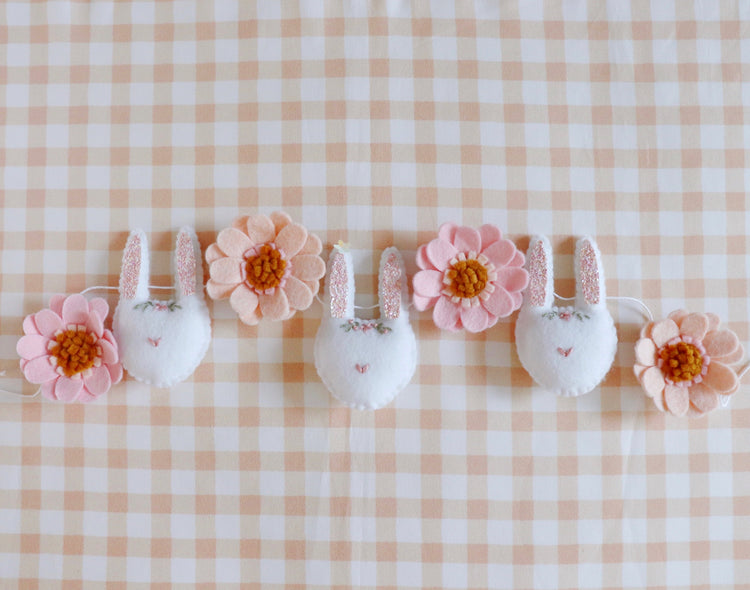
17 294 123 402
412 222 529 332
206 211 325 324
634 310 744 417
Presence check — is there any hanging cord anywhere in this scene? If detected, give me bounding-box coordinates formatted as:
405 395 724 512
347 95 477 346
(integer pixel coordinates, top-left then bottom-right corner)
80 284 181 295
553 292 654 322
313 294 414 311
0 370 41 399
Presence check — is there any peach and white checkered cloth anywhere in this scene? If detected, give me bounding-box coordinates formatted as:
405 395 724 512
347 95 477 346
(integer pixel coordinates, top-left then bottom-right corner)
1 1 749 587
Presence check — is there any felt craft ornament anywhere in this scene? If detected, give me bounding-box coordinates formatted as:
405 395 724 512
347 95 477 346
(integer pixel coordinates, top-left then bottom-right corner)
634 310 744 417
314 246 417 410
113 227 211 388
515 236 617 397
205 211 325 324
412 222 529 333
16 294 123 402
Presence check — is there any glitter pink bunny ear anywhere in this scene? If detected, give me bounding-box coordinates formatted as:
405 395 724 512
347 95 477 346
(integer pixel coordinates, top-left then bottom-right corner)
325 247 354 320
378 247 405 321
575 236 605 309
524 235 553 309
119 230 150 302
174 227 201 299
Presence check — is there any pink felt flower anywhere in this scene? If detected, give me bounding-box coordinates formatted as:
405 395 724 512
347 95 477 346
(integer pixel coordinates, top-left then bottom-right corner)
634 310 744 417
412 222 529 332
206 211 326 324
17 294 123 403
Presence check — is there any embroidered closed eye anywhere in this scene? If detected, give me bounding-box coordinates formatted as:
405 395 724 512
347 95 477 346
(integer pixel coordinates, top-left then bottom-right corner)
340 319 392 334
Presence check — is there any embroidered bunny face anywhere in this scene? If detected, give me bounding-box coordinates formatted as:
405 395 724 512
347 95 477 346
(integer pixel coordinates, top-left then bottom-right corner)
314 247 417 410
113 227 211 388
514 236 617 397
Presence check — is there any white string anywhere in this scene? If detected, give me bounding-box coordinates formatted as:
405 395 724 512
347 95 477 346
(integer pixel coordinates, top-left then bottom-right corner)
0 371 41 399
80 284 178 295
552 292 654 322
313 294 413 311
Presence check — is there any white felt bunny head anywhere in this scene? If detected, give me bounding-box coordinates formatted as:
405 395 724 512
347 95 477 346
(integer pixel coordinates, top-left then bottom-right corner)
514 236 617 397
113 227 211 388
314 246 417 410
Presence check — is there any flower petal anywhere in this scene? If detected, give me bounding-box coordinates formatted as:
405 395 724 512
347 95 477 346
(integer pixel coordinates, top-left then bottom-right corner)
679 313 709 341
640 321 654 339
205 242 225 264
16 335 49 361
667 309 689 326
49 294 66 316
61 294 90 325
413 294 439 311
299 233 322 256
453 226 482 253
229 284 260 316
99 338 118 365
640 366 666 398
704 361 739 394
108 362 123 385
482 284 514 318
275 223 308 259
246 214 276 245
258 288 290 321
88 298 109 322
283 276 314 311
55 375 84 402
206 279 237 300
209 257 243 285
651 389 667 412
270 211 292 232
302 279 320 296
217 227 253 259
704 330 740 359
412 270 444 298
34 309 64 339
688 383 720 414
664 384 689 416
84 365 112 397
634 338 657 366
478 224 502 249
460 305 490 333
509 251 525 267
426 238 457 271
415 244 434 271
22 356 57 384
433 296 461 331
291 255 325 281
22 315 39 336
705 312 721 331
438 222 458 243
86 310 104 338
651 319 679 348
231 215 250 231
716 342 744 365
482 238 517 268
633 363 648 380
493 267 529 294
40 379 57 401
239 308 261 326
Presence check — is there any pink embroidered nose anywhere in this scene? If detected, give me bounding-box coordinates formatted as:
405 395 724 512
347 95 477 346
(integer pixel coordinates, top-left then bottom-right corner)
355 363 370 374
148 337 161 348
557 347 573 357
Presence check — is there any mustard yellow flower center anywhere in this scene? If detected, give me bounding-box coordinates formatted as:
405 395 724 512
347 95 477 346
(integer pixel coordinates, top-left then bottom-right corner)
246 244 287 291
447 258 488 299
659 341 703 383
50 328 99 378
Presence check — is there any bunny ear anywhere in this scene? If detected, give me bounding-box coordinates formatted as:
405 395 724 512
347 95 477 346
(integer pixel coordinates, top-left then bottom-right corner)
378 247 406 320
174 227 202 299
524 235 553 308
575 236 605 309
119 230 150 302
326 247 354 319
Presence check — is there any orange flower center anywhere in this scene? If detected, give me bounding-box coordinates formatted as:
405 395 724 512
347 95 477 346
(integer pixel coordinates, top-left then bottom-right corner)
447 258 488 298
50 327 100 378
659 341 703 383
245 244 287 291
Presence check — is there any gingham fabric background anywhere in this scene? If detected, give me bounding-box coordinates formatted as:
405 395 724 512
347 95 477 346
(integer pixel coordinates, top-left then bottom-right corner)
1 1 749 588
